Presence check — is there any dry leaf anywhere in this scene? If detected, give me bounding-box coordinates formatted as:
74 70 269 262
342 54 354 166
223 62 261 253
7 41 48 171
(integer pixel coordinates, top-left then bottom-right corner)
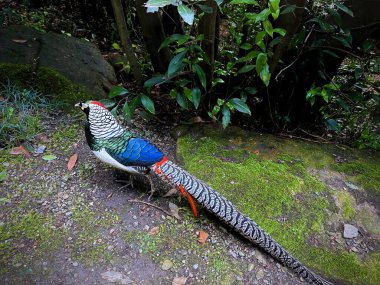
12 39 27 43
9 145 31 157
198 230 209 244
172 276 187 285
67 153 78 171
164 188 178 197
253 150 260 155
148 226 159 235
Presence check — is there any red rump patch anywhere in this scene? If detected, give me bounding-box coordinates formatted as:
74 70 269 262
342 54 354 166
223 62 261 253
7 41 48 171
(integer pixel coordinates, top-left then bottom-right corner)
91 101 107 109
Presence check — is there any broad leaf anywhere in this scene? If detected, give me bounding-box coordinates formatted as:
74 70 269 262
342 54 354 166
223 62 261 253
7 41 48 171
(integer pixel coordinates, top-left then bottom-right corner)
176 92 189 109
42 154 57 161
222 105 230 129
122 102 133 121
326 119 341 132
230 0 258 4
229 98 251 115
196 4 213 13
259 64 271 86
335 2 354 17
238 65 255 74
177 5 195 25
269 0 280 20
191 87 201 109
245 87 257 95
145 0 175 10
256 53 267 74
263 20 273 37
273 28 286 36
159 34 189 51
215 0 224 6
244 50 260 61
193 64 207 90
99 99 116 109
144 76 164 89
141 94 155 114
110 105 118 118
109 86 129 98
167 50 187 76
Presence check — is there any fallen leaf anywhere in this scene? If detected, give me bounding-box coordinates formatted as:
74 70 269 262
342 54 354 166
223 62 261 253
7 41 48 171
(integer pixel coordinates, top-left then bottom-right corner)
161 259 173 271
253 150 260 155
172 276 187 285
198 230 209 244
12 39 27 43
148 226 159 235
0 170 7 182
168 202 181 220
42 154 57 161
67 153 78 171
9 145 31 157
164 188 178 197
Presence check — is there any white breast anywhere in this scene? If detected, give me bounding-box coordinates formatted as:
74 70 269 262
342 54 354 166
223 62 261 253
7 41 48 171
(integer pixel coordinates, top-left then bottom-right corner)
93 148 141 174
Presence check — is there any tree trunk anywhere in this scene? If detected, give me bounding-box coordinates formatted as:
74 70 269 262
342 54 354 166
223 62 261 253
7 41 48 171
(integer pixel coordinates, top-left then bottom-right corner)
110 0 143 87
269 0 307 73
135 0 172 74
198 0 218 92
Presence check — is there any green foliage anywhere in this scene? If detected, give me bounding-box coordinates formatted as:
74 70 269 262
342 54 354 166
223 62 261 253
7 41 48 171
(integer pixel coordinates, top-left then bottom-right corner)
0 82 50 147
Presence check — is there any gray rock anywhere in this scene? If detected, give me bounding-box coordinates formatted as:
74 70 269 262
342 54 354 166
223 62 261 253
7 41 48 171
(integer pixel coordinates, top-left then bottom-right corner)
343 224 359 239
193 264 199 270
101 271 133 284
0 25 116 97
345 182 359 190
36 145 46 154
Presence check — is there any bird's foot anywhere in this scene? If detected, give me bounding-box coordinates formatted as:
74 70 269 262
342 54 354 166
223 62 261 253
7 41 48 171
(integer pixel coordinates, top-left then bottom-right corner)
146 174 155 202
115 177 134 190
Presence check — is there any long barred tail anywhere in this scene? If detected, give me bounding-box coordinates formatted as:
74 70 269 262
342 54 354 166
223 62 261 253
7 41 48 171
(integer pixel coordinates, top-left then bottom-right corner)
152 158 333 285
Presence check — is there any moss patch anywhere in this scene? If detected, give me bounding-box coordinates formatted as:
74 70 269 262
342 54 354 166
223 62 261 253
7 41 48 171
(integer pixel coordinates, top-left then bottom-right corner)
176 125 380 285
335 191 356 220
0 63 92 110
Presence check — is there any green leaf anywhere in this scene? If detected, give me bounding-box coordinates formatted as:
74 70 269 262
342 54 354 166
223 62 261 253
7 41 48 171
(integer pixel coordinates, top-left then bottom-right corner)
230 0 258 4
0 170 7 182
255 31 266 51
141 94 155 114
245 87 257 95
263 20 273 37
215 0 224 6
229 98 251 115
177 5 195 25
191 87 201 109
238 64 255 73
240 43 252 50
196 4 213 13
193 64 207 90
273 28 286 36
122 102 133 121
176 92 189 109
110 105 118 118
159 34 188 51
144 76 164 89
259 64 271 86
112 42 121 50
98 99 116 109
332 36 351 48
222 105 230 129
244 50 260 61
109 86 129 98
335 2 354 17
145 0 175 9
255 52 267 74
168 50 187 76
326 119 341 132
269 0 280 20
42 154 57 161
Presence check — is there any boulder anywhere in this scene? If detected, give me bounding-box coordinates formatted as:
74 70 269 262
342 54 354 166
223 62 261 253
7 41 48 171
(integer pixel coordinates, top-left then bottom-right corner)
0 25 116 97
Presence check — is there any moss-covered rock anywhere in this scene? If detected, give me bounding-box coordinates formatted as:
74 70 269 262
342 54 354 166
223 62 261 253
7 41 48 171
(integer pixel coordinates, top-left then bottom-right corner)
0 63 92 109
175 124 380 285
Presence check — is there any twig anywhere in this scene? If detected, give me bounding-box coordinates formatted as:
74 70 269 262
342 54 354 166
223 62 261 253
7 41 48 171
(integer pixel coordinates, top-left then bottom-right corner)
299 129 329 142
128 199 179 220
275 25 315 81
311 46 363 59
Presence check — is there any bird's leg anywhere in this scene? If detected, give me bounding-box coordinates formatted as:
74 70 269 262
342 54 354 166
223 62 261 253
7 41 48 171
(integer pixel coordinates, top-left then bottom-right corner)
146 173 156 201
115 175 134 190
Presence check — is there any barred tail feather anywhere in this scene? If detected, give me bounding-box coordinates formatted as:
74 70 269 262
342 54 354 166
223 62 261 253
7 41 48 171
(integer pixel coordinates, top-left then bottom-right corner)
152 159 333 285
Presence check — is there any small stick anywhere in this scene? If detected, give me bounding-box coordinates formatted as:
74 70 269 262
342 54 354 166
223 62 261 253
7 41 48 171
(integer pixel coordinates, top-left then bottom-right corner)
128 199 179 220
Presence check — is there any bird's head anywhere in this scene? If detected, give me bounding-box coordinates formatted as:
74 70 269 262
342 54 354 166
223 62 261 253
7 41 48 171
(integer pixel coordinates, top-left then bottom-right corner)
75 100 108 117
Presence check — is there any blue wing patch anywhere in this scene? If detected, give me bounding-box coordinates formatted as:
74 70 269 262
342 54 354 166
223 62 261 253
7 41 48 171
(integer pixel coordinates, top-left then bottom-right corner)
107 138 164 167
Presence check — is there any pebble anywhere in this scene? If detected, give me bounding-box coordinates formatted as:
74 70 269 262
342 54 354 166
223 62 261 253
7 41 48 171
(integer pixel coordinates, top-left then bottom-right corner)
72 262 78 267
133 221 138 227
343 224 359 239
228 250 237 258
248 263 254 272
256 269 265 280
193 264 199 270
133 215 137 220
161 259 173 271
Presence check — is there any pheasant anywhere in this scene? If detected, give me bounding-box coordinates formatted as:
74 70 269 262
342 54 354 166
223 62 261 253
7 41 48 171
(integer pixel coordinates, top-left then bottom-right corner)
76 100 333 285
